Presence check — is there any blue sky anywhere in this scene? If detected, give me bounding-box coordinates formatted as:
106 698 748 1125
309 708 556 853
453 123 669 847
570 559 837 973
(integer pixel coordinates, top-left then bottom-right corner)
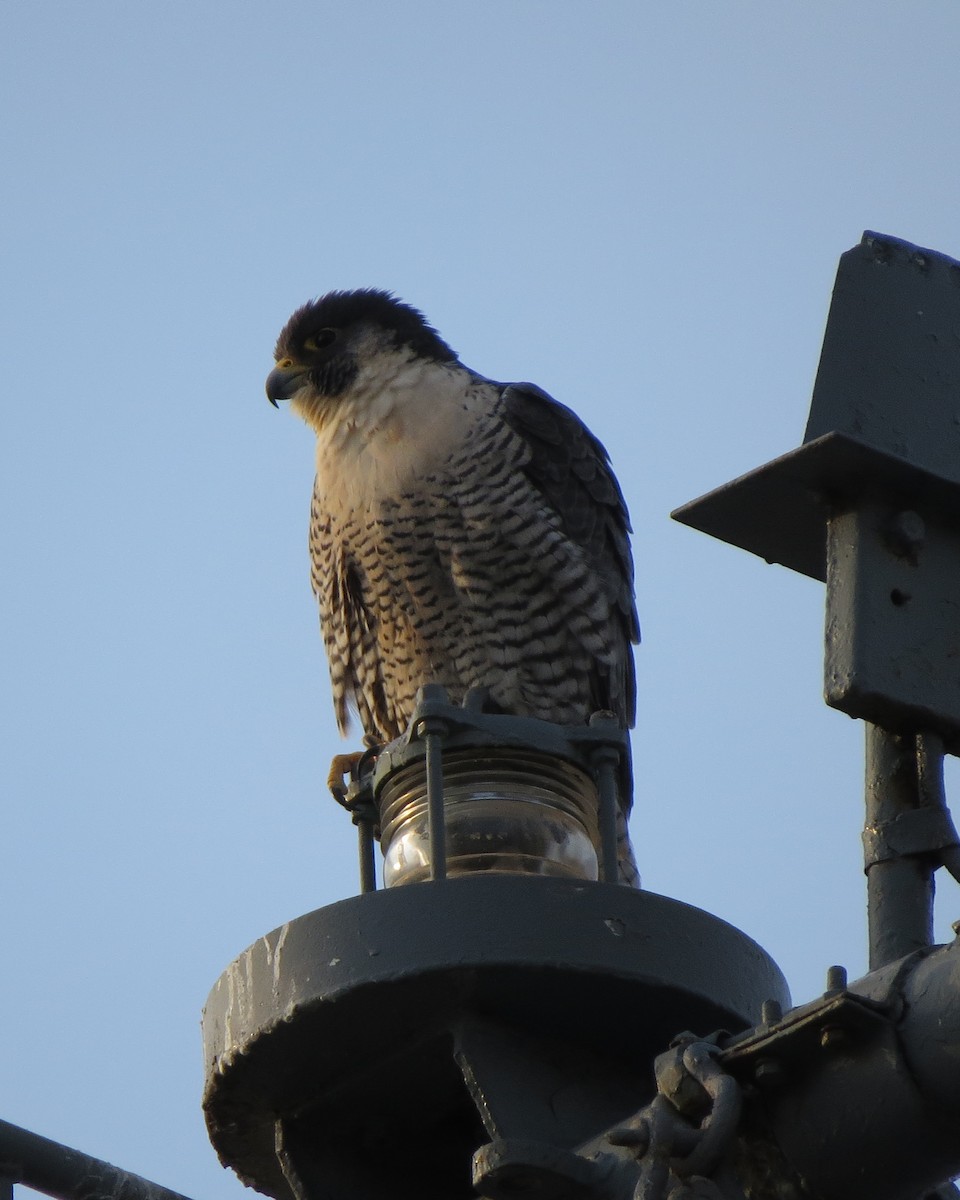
3 4 960 1197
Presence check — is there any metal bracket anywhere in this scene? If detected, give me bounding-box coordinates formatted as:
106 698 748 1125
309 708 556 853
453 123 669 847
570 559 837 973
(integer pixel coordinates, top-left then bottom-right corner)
674 232 960 747
863 803 960 867
328 686 632 892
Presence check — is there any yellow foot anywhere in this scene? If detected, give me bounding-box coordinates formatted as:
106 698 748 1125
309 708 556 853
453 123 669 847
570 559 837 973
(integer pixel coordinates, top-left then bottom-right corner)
327 751 365 807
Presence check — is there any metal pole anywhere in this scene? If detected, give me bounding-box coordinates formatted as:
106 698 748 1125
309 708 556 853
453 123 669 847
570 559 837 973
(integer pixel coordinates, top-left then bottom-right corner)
595 750 621 885
356 816 377 893
864 723 935 969
421 720 447 882
0 1119 198 1200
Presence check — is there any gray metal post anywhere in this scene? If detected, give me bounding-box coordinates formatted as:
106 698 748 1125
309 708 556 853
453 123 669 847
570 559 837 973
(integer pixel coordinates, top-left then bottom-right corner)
669 231 960 1197
422 720 447 882
356 817 377 893
863 724 934 968
675 229 960 966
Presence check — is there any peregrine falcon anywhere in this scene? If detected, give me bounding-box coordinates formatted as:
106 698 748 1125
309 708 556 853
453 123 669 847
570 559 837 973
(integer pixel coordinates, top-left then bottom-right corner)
266 290 640 882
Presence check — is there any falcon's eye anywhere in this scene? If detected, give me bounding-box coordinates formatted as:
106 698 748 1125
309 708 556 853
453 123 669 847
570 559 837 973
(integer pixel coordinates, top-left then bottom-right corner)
304 328 338 353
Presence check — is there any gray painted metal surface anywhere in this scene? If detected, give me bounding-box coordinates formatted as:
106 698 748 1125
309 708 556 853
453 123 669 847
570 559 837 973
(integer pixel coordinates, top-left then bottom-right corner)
804 232 960 481
673 231 960 977
729 938 960 1200
0 1119 198 1200
675 231 960 744
202 894 960 1200
825 501 960 744
863 725 942 969
202 876 789 1200
673 233 960 572
667 231 960 1196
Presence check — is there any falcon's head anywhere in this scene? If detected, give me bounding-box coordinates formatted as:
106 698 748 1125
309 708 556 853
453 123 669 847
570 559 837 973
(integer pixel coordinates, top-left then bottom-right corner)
266 289 458 426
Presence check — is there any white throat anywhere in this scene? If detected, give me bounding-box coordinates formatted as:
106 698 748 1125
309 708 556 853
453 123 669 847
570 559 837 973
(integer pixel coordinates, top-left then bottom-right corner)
293 350 492 510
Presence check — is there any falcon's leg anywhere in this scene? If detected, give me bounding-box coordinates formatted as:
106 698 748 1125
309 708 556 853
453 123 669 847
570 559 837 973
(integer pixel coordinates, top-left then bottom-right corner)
327 752 365 806
327 735 383 807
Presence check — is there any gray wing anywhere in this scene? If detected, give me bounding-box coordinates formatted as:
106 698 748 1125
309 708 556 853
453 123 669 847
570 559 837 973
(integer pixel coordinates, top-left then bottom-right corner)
500 382 639 728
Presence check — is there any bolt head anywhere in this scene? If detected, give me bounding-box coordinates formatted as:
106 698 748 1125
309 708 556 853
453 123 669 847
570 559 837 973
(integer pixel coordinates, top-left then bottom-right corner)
754 1058 783 1086
885 510 925 559
820 1025 847 1050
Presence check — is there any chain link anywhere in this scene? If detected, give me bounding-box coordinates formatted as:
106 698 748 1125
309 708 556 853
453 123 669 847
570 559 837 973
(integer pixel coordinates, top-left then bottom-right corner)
610 1038 744 1200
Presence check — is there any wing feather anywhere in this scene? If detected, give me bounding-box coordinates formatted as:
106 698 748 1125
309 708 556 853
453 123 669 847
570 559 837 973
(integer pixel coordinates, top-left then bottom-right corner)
500 382 639 726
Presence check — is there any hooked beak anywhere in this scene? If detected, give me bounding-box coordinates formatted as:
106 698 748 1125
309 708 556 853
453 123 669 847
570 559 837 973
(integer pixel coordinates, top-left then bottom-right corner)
265 362 309 407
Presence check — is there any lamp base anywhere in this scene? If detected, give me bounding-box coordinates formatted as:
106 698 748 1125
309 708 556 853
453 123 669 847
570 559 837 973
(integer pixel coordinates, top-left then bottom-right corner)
202 876 788 1200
